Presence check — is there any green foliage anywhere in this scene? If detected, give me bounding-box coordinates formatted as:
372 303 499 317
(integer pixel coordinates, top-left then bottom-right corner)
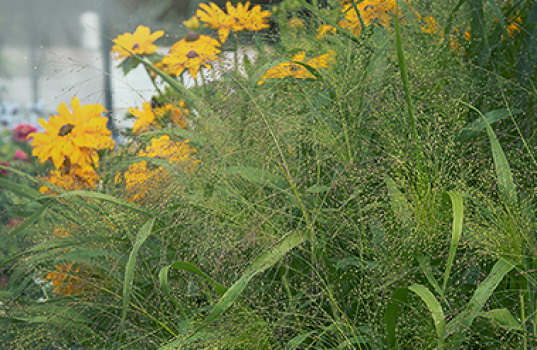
1 0 536 348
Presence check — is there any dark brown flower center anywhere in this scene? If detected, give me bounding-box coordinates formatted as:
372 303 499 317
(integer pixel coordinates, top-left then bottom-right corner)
185 31 200 42
186 50 199 59
58 124 75 137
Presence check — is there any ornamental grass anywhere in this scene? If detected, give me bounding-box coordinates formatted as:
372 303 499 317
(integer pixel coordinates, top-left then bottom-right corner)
1 0 536 349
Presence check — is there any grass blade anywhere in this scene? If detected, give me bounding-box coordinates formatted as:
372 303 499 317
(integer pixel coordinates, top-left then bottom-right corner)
478 308 523 331
9 199 54 237
159 261 228 311
159 230 308 350
446 258 515 346
121 218 155 325
385 284 445 349
203 230 307 324
442 191 464 296
459 102 518 207
408 284 446 346
417 255 443 298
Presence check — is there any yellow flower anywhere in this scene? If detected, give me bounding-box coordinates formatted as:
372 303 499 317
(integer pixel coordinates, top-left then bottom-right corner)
183 16 201 31
232 2 271 32
288 17 305 29
116 136 199 203
505 13 522 39
111 25 164 60
317 24 337 39
197 2 234 43
258 51 335 85
420 16 441 35
197 2 271 43
53 227 70 238
162 34 221 79
29 97 114 170
46 263 87 296
138 135 198 166
338 0 399 36
154 103 189 129
116 160 165 203
39 164 100 194
130 102 156 135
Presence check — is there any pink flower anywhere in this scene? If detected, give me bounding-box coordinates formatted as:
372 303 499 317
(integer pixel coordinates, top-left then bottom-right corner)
0 160 9 177
13 124 38 143
13 149 29 161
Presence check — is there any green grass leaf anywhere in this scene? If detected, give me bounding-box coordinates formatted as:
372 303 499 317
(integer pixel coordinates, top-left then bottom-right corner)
159 261 228 312
8 199 54 238
121 218 155 325
442 191 464 295
159 230 308 349
385 284 445 349
446 258 516 346
478 308 523 331
482 114 518 207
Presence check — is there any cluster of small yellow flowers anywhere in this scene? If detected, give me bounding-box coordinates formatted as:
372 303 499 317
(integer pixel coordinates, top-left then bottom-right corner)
288 17 305 29
317 24 337 39
53 227 70 238
258 51 335 85
115 135 199 202
138 135 199 166
39 165 100 195
45 263 88 296
116 160 165 203
129 101 189 134
111 25 164 60
196 1 272 44
161 33 221 79
420 16 441 35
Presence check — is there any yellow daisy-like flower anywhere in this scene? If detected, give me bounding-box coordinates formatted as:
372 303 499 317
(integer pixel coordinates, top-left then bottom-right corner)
162 34 221 79
242 3 272 31
338 0 399 36
258 51 335 85
228 1 271 32
317 24 337 39
39 164 100 195
197 2 234 43
29 97 115 170
197 2 271 43
111 25 164 60
130 102 156 135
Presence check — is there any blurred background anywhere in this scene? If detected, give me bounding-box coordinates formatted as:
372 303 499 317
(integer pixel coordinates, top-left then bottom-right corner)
0 0 203 131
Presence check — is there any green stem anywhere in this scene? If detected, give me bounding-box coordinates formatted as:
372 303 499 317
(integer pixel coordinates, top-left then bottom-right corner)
394 2 423 174
144 65 163 95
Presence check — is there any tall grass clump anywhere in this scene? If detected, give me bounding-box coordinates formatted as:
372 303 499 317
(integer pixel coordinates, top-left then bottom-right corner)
0 0 536 348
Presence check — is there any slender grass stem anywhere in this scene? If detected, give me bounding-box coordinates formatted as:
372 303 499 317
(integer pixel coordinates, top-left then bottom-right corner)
394 3 424 174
